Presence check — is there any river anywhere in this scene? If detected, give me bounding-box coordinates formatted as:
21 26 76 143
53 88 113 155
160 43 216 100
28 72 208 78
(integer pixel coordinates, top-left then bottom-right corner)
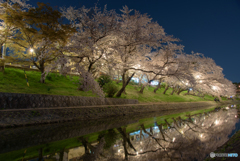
0 104 239 161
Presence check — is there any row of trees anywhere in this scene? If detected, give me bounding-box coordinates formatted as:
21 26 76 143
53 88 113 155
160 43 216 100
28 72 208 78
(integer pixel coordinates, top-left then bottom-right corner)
0 0 236 99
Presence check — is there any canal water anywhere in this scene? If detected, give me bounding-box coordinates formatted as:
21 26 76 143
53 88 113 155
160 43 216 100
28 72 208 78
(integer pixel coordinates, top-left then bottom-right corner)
0 104 239 161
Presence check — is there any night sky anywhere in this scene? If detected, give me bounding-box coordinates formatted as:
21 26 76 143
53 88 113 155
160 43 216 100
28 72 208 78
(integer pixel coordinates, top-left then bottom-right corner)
29 0 240 82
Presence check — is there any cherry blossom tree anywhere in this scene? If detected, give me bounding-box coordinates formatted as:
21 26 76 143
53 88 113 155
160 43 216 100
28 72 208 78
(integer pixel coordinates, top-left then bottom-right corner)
60 5 119 74
114 6 178 97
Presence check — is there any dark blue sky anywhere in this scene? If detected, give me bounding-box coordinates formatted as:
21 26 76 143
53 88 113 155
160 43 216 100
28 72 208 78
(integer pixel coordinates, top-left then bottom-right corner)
30 0 240 82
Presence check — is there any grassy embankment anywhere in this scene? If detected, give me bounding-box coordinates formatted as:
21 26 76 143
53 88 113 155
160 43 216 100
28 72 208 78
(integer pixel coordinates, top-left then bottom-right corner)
0 67 226 102
0 107 217 161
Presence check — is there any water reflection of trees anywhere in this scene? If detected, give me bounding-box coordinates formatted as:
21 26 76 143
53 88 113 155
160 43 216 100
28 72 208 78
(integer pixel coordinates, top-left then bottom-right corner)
79 107 239 161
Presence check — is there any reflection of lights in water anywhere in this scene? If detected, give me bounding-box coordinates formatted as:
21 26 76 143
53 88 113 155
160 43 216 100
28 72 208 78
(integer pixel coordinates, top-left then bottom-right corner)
215 120 219 125
173 137 176 142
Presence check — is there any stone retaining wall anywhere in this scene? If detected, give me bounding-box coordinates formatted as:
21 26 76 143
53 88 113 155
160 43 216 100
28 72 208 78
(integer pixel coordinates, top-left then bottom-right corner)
0 92 138 109
0 101 234 127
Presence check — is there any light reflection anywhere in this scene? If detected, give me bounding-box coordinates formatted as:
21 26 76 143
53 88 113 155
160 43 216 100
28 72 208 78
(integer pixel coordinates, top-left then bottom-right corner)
71 108 239 161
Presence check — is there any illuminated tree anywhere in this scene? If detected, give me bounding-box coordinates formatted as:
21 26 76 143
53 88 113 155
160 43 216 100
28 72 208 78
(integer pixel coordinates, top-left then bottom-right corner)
2 2 75 83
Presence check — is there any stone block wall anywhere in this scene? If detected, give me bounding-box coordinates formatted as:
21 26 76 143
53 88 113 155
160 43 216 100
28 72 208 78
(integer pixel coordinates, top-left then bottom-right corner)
0 92 138 109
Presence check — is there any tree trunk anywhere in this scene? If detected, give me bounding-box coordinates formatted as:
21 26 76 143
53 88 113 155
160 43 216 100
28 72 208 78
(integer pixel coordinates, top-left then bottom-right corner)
163 84 169 94
0 45 4 72
177 89 185 95
40 62 45 83
139 85 145 94
138 75 143 87
0 44 2 58
88 62 94 72
184 89 190 95
154 80 161 93
217 94 222 102
116 72 135 97
170 87 175 95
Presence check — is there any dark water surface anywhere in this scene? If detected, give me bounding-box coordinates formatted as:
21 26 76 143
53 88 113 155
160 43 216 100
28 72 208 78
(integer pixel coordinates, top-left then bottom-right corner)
0 104 239 161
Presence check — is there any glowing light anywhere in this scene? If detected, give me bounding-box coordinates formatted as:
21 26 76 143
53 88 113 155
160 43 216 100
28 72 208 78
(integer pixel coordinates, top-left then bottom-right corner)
118 149 120 153
30 48 34 53
202 123 204 126
235 115 238 118
215 120 219 125
186 83 188 85
196 75 200 78
140 149 142 152
200 134 203 138
212 86 217 90
172 137 176 142
226 107 229 110
200 80 202 83
136 152 138 155
140 142 142 144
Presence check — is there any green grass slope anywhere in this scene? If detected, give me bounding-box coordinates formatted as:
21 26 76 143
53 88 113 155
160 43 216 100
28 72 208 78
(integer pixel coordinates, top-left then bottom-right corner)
0 67 223 102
